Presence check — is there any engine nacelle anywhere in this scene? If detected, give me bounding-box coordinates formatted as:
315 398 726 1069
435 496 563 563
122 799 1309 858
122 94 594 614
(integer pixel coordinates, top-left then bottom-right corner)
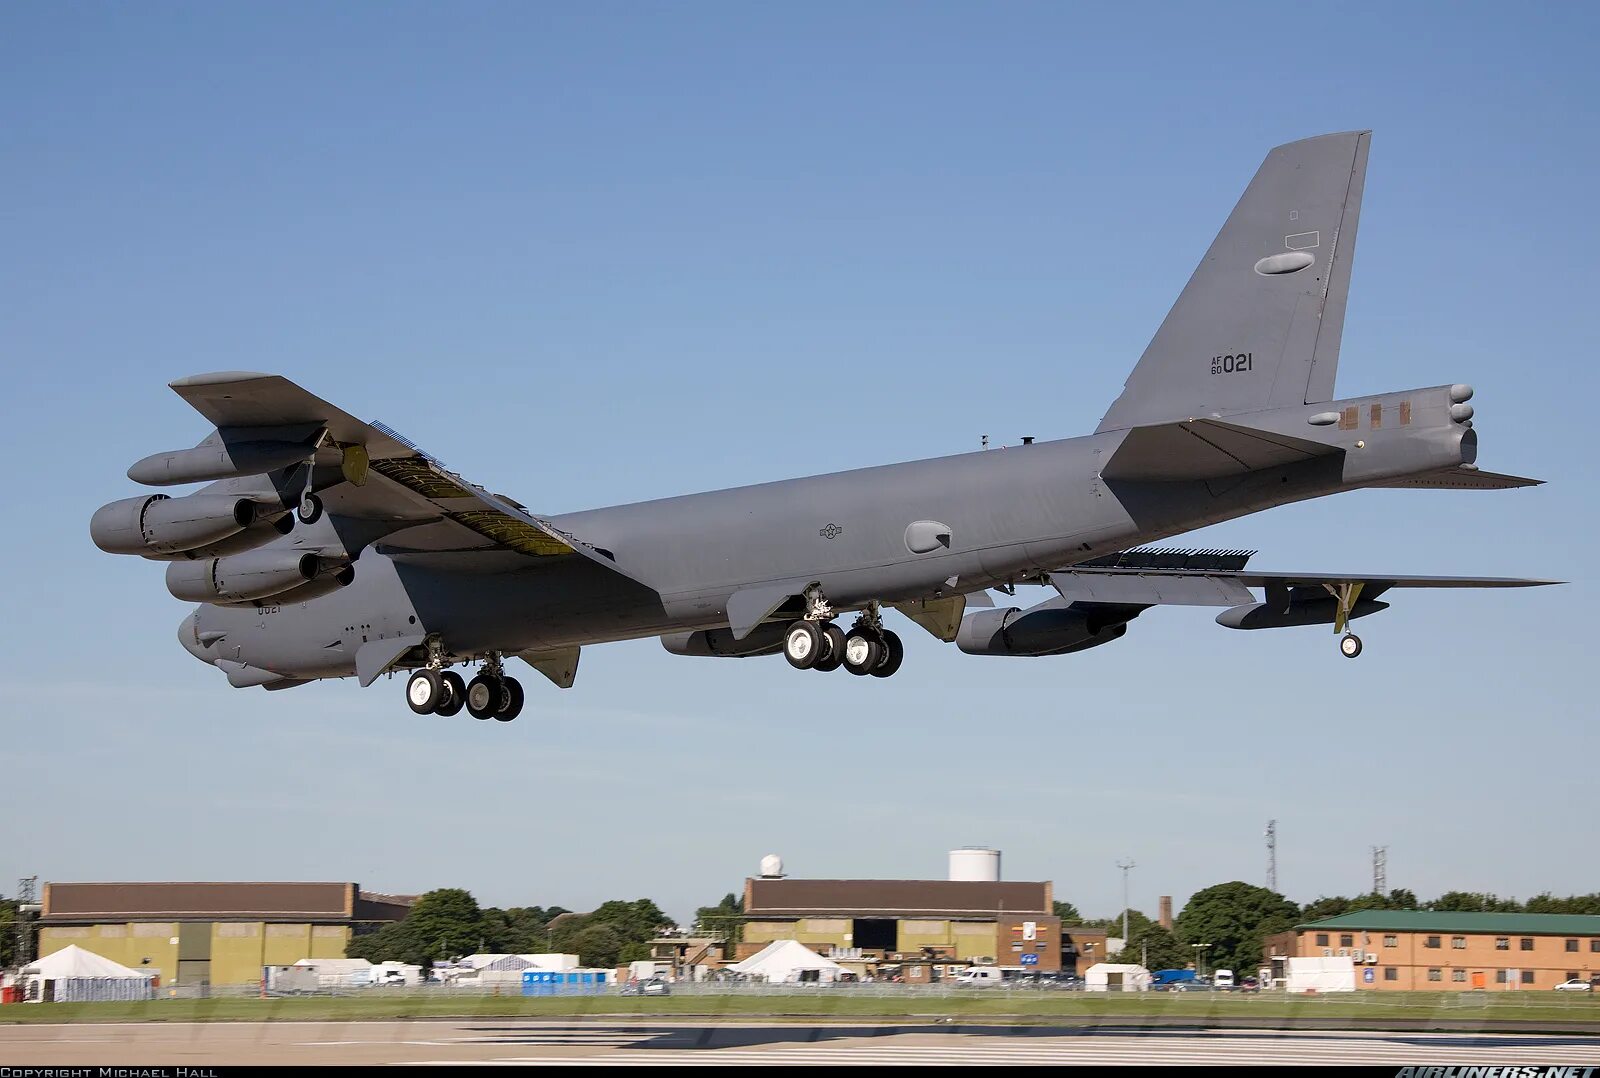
661 621 790 658
955 598 1138 657
127 439 315 487
1216 596 1389 629
265 564 356 605
91 494 271 556
165 549 328 604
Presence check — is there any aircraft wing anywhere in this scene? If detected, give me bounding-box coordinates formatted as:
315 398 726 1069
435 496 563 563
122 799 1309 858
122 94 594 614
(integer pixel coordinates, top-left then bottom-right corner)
1047 548 1558 609
167 372 650 584
1051 566 1558 606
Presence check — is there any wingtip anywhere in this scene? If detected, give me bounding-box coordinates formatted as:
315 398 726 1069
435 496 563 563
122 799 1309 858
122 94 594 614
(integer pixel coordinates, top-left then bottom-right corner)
169 371 275 389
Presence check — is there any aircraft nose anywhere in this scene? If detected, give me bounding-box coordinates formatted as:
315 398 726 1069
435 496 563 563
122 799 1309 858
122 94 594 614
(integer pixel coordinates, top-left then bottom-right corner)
177 611 218 664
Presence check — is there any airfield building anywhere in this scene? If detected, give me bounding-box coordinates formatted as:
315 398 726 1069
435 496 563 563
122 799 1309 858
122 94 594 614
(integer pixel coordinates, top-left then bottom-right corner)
736 850 1075 975
1266 910 1600 991
36 882 413 988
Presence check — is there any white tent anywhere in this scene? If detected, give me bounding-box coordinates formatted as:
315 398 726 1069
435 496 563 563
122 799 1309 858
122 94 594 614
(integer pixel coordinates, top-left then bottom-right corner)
1084 962 1151 992
26 945 154 1002
728 941 847 984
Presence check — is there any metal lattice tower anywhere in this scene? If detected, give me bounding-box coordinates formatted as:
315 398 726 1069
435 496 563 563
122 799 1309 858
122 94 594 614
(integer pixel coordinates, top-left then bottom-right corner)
14 876 37 968
1372 847 1387 896
1116 859 1136 945
1266 820 1278 893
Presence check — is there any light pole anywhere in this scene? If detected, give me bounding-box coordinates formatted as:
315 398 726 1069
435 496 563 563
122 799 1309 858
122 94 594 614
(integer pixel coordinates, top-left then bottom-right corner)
1116 860 1135 949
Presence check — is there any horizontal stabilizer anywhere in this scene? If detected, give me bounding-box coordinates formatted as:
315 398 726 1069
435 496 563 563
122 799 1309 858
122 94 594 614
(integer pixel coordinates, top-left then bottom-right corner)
1101 419 1339 482
1368 466 1542 490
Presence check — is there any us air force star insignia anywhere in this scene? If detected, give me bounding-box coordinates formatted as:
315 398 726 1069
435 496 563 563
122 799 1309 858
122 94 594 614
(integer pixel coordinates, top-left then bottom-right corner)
819 523 844 540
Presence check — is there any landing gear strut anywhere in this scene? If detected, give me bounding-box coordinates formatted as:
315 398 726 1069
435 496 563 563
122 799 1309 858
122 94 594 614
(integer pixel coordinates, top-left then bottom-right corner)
1325 581 1366 659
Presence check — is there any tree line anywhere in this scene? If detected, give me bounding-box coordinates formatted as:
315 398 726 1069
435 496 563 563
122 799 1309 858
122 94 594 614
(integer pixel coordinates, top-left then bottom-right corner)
344 889 673 970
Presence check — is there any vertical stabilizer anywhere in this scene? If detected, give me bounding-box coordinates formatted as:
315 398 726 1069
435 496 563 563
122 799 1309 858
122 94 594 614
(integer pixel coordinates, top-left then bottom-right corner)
1097 131 1369 432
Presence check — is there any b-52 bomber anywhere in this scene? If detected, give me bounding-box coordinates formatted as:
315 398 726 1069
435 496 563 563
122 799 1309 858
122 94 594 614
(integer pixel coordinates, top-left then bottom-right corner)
93 131 1556 722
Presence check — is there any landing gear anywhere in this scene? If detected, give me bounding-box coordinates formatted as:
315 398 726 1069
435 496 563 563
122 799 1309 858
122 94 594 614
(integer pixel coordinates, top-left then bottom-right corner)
784 621 824 669
813 624 846 672
782 593 905 678
842 630 882 676
296 492 324 525
403 642 523 721
1324 581 1367 659
466 674 501 719
435 671 466 715
406 669 443 714
871 630 905 678
495 677 524 721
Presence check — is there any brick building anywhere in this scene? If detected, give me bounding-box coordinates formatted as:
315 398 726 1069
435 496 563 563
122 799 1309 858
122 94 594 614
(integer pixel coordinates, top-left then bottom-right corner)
1267 910 1600 991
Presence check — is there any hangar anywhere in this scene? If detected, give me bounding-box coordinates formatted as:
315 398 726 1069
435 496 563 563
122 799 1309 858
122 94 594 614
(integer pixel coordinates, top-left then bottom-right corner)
36 881 412 988
736 852 1087 975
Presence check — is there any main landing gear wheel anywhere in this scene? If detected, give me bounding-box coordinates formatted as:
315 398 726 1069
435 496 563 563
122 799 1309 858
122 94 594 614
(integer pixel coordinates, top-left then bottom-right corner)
435 671 466 715
842 630 883 676
406 669 443 714
466 674 504 720
494 676 524 721
784 621 824 670
870 629 904 678
1340 633 1363 659
813 624 846 672
296 492 324 525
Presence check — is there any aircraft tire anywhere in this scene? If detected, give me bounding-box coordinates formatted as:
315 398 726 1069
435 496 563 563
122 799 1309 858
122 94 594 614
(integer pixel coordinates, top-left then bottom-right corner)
406 669 443 714
784 621 823 669
495 677 524 721
435 671 466 715
466 674 503 719
297 492 324 525
870 630 904 678
842 632 882 676
813 624 846 672
1340 633 1363 659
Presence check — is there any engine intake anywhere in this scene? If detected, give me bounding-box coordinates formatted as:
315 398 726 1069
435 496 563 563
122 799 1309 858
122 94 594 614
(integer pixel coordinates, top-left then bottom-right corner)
165 549 327 604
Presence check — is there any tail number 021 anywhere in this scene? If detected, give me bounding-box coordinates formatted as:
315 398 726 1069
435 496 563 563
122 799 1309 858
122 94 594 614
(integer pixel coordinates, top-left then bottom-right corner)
1211 352 1253 375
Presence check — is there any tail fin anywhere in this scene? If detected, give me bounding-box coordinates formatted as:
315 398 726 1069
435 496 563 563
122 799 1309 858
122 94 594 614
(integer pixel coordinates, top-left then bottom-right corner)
1097 131 1370 432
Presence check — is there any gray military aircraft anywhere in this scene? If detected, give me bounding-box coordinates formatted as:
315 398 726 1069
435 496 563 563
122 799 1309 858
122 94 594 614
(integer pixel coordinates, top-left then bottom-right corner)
92 131 1555 721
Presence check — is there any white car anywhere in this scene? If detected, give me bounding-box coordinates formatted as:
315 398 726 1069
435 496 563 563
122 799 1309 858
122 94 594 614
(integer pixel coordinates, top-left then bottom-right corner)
1553 979 1593 992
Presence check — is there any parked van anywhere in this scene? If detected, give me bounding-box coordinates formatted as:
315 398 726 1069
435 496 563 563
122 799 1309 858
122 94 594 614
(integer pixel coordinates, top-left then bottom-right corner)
1213 969 1235 990
955 967 1004 987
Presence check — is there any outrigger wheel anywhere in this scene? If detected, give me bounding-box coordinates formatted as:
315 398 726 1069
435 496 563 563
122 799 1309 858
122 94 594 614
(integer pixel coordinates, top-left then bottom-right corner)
1340 634 1363 659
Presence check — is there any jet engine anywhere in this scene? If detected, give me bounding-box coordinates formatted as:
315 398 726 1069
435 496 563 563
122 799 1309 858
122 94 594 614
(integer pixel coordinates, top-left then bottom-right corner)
661 621 791 657
165 549 338 604
955 597 1140 657
91 493 286 556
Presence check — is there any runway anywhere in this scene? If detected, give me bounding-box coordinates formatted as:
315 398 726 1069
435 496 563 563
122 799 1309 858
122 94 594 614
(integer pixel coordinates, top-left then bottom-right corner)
3 1020 1598 1067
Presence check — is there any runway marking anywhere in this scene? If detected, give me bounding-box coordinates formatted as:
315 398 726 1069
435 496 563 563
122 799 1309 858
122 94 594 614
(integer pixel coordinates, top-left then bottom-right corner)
394 1039 1600 1067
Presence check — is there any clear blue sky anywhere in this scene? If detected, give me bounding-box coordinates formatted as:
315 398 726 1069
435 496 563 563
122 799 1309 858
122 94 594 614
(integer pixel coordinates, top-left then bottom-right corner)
3 3 1594 928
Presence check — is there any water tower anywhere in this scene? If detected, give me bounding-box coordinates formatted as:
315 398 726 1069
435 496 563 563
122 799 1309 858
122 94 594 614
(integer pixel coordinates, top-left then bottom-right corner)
948 847 1001 882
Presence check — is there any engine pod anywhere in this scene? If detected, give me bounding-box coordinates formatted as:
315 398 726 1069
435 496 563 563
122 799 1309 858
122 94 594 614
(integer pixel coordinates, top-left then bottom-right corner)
166 549 322 604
